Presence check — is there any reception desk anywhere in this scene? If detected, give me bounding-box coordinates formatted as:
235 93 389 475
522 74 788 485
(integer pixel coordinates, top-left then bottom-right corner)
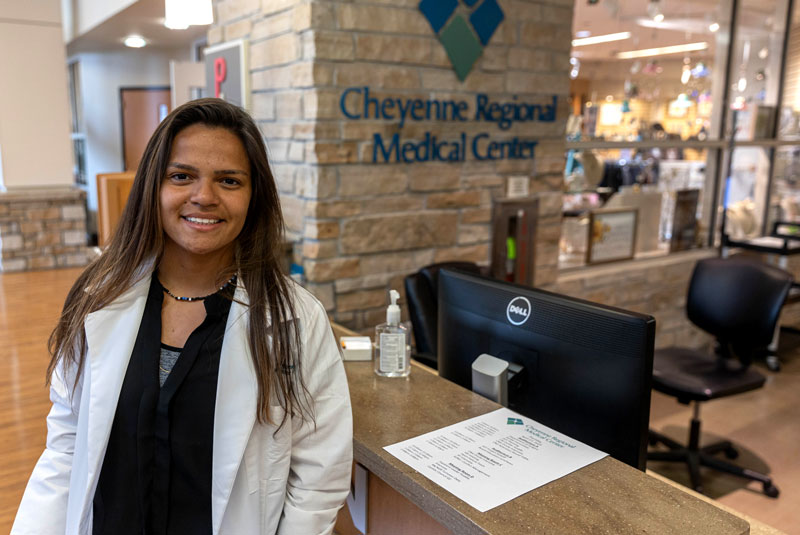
334 360 749 535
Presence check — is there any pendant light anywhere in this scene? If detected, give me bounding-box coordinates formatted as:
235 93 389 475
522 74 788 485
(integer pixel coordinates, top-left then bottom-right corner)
165 0 213 30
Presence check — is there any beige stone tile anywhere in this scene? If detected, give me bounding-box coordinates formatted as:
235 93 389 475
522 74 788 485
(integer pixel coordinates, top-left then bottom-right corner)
305 257 360 282
341 213 458 254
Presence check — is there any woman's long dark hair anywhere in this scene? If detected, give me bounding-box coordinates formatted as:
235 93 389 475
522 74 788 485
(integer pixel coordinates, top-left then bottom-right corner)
47 98 309 424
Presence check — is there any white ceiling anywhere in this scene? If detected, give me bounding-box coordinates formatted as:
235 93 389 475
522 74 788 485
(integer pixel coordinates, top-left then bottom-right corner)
66 0 208 55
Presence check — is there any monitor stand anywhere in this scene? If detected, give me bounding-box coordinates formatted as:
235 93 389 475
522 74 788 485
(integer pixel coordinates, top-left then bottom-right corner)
471 353 523 407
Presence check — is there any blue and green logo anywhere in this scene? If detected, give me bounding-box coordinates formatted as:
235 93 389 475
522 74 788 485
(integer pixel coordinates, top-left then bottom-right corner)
419 0 505 81
507 417 523 425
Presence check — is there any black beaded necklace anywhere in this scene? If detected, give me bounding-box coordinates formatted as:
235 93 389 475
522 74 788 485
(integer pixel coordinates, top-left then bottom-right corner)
159 275 236 302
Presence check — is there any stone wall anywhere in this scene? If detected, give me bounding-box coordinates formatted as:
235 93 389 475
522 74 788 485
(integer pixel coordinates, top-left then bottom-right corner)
548 248 800 351
210 0 320 246
547 250 717 350
210 0 572 332
0 187 90 272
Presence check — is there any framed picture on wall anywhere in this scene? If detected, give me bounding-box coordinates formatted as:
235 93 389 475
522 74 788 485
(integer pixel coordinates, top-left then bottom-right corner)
586 209 638 264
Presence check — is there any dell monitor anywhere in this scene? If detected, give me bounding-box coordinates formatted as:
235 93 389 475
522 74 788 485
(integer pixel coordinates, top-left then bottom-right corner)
437 269 655 471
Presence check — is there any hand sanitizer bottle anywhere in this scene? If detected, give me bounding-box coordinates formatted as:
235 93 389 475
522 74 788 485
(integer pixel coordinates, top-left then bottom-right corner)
374 289 410 377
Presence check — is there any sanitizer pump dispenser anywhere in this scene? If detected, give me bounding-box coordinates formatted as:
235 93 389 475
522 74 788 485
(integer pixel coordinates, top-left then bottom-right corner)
373 290 410 377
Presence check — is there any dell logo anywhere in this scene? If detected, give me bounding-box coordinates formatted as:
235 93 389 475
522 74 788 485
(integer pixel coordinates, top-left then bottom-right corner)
506 296 531 326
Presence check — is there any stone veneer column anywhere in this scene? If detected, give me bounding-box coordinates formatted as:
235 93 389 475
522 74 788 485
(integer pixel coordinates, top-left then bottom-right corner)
0 187 89 271
210 0 572 332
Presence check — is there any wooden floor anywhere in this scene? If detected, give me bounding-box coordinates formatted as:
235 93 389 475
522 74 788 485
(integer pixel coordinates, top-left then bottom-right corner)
1 267 799 534
0 268 84 530
648 330 800 535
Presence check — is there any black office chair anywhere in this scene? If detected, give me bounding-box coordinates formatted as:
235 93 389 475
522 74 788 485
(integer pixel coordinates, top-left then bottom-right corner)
648 257 792 498
404 262 482 369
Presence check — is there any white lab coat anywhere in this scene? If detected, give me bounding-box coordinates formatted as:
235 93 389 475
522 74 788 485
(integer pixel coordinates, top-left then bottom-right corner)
12 274 353 535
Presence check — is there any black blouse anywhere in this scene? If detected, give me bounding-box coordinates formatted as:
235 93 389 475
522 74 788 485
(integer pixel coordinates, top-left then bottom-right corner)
93 277 233 535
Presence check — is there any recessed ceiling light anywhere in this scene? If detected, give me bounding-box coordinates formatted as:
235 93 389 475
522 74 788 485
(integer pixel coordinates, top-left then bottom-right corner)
617 42 708 60
575 30 592 38
709 22 720 32
572 32 632 47
123 35 147 48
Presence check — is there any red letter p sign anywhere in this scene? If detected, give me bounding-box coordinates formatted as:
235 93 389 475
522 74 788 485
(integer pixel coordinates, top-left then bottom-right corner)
214 57 227 98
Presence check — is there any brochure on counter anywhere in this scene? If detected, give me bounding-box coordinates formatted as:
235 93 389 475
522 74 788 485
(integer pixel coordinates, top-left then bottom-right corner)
383 407 607 512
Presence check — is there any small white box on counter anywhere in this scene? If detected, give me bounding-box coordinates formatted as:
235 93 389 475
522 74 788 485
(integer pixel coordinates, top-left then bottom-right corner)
340 336 372 361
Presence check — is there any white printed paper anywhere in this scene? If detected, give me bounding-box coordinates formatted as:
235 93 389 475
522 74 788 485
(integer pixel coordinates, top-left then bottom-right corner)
384 407 607 512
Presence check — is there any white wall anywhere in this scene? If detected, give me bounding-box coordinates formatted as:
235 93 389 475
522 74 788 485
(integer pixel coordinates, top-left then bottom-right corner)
74 0 136 37
0 1 73 189
73 46 190 213
0 0 62 22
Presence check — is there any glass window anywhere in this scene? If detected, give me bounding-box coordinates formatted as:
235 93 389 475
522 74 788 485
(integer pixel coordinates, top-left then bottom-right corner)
779 3 800 141
726 0 790 141
724 0 800 241
766 146 800 227
570 0 730 143
564 0 800 268
723 146 773 238
563 0 733 269
761 1 800 235
561 147 711 269
67 61 87 186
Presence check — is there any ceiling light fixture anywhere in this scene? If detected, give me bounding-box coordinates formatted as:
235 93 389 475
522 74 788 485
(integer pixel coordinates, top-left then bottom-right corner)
575 30 592 38
570 57 581 79
124 35 147 48
617 42 709 60
572 31 632 47
647 0 664 22
709 22 720 32
165 0 213 30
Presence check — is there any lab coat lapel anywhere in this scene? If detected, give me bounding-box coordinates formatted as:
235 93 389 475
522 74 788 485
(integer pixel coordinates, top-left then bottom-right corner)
212 284 258 533
80 274 151 521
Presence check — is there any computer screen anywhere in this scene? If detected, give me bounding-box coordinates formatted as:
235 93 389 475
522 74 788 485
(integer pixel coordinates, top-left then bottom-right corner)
437 269 655 471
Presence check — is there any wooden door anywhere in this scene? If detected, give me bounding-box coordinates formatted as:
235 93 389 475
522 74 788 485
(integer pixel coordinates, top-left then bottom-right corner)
120 87 171 171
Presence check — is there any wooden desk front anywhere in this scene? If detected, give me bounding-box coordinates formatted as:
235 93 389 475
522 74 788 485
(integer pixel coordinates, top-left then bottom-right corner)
96 171 135 246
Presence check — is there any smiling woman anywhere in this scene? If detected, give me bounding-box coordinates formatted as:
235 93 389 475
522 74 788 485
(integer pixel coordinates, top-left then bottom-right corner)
11 99 353 535
159 124 252 269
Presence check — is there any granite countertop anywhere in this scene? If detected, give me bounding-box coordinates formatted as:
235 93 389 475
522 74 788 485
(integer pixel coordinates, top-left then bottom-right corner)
344 361 749 535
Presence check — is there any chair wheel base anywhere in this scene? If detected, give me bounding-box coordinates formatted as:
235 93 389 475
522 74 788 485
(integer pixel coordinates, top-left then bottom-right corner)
724 446 739 459
765 354 781 372
764 483 780 498
649 428 779 499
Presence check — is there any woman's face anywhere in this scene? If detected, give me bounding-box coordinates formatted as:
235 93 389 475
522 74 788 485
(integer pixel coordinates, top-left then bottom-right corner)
160 124 252 264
